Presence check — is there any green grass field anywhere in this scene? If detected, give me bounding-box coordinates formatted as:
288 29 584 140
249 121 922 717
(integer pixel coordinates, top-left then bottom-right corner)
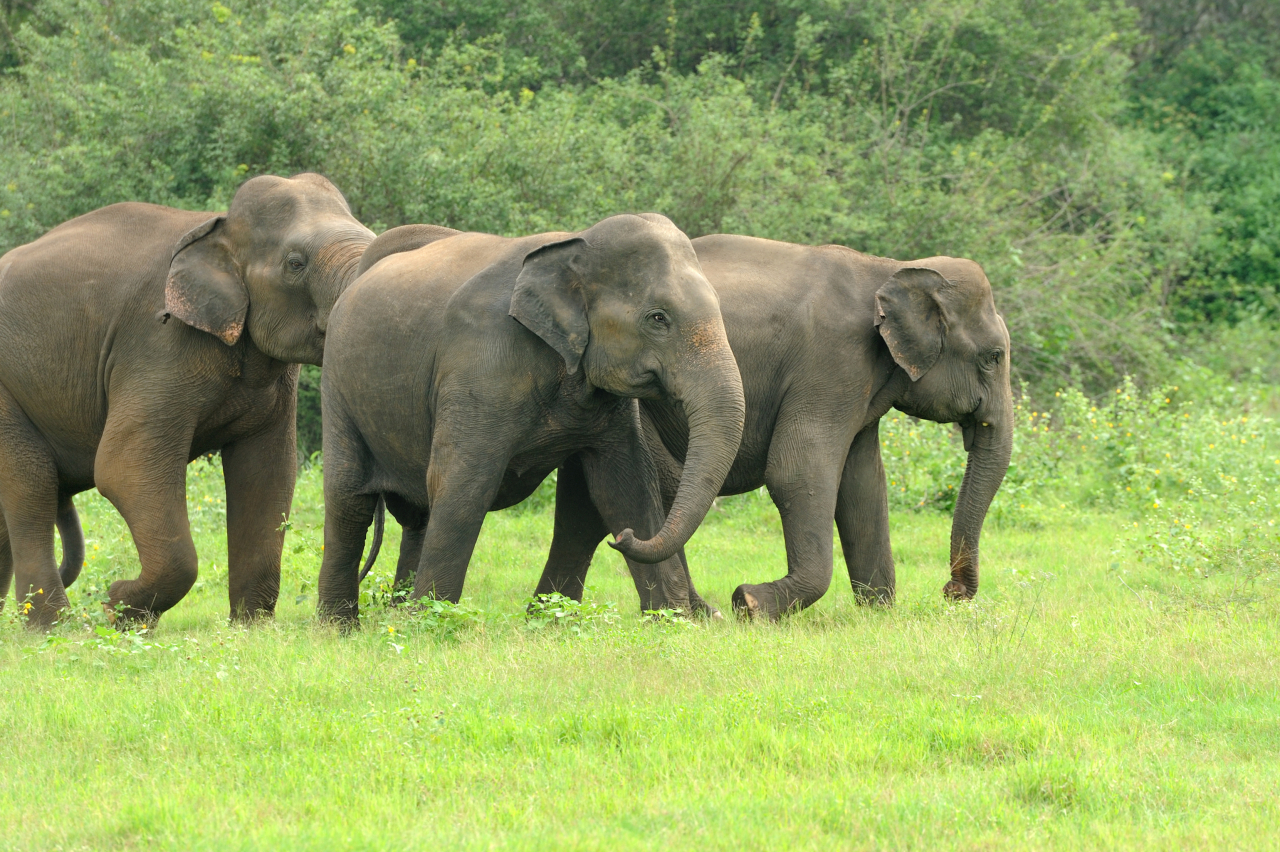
2 436 1278 850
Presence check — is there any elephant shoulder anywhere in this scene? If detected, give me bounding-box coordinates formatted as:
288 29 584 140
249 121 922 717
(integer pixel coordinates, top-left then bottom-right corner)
17 204 210 270
1 204 209 300
39 202 199 243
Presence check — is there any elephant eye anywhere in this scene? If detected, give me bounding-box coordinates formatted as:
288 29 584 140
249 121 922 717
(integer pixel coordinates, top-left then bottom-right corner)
648 310 670 327
287 254 307 272
981 349 1003 371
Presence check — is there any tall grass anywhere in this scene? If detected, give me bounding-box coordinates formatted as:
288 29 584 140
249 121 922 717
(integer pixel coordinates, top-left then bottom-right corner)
1 383 1277 849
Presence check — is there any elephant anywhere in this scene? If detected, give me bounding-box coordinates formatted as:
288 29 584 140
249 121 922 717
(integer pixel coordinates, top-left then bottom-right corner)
533 234 1013 620
317 213 746 623
0 173 375 627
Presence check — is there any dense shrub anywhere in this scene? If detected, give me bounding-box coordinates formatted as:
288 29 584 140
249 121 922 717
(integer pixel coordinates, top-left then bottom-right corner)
0 0 1275 456
879 375 1279 576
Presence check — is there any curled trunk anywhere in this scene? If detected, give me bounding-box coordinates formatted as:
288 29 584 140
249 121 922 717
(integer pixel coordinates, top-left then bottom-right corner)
610 350 745 564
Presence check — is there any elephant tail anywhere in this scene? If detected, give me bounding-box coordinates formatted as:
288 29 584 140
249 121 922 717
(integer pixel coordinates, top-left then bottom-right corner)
57 497 86 588
357 494 386 585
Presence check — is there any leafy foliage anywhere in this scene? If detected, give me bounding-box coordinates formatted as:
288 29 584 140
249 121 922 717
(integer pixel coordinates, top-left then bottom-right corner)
0 0 1276 457
878 374 1279 579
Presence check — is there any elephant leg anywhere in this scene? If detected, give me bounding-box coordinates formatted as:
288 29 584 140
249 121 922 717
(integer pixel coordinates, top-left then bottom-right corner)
222 408 297 622
675 547 720 618
538 457 717 615
95 415 198 625
0 385 68 627
0 512 10 609
316 427 378 625
534 455 607 604
579 430 692 613
732 418 845 620
384 494 426 597
394 524 425 596
411 439 508 604
632 416 719 615
835 420 895 604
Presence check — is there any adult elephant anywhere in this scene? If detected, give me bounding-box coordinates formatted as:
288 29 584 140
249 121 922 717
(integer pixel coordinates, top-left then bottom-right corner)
317 214 745 623
0 173 374 627
536 235 1013 620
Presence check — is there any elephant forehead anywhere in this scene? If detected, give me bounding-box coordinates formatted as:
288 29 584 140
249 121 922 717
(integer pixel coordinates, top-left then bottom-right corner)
918 257 992 295
229 178 353 229
588 217 695 261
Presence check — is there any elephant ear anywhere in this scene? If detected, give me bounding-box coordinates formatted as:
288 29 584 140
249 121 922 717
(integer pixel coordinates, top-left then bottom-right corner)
509 237 590 374
160 217 248 346
874 267 949 381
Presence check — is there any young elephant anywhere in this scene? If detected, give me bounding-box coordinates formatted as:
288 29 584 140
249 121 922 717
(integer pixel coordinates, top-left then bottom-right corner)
537 235 1013 619
0 174 374 627
317 214 745 623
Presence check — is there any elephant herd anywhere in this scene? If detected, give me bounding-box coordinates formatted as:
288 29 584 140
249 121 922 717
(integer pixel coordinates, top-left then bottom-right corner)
0 173 1012 630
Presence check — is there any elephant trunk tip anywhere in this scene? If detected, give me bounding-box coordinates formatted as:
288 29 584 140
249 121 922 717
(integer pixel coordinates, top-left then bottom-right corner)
607 526 677 565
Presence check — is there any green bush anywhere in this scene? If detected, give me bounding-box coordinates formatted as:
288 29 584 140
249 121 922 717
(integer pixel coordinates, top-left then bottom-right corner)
1 0 1276 456
880 375 1280 578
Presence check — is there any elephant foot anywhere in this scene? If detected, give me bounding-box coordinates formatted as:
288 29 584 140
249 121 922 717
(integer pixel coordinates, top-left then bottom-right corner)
316 599 361 631
228 606 276 625
697 602 725 621
852 584 895 606
22 595 68 631
101 600 158 631
942 579 975 600
689 592 723 620
732 585 778 621
105 580 168 629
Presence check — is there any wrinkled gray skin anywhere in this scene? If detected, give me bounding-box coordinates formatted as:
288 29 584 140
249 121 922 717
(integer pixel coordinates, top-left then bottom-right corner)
317 214 745 623
537 235 1013 619
0 174 374 627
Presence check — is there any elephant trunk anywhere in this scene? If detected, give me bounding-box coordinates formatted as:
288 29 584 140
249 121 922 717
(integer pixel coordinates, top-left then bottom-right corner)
610 335 745 564
314 227 376 331
946 383 1013 599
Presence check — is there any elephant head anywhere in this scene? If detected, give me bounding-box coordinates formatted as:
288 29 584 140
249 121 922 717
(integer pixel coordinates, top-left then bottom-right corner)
161 173 375 365
510 213 746 564
875 259 1013 600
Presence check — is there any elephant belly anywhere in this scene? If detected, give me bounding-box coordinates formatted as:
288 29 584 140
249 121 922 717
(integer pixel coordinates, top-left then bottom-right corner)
490 464 557 511
187 383 292 459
